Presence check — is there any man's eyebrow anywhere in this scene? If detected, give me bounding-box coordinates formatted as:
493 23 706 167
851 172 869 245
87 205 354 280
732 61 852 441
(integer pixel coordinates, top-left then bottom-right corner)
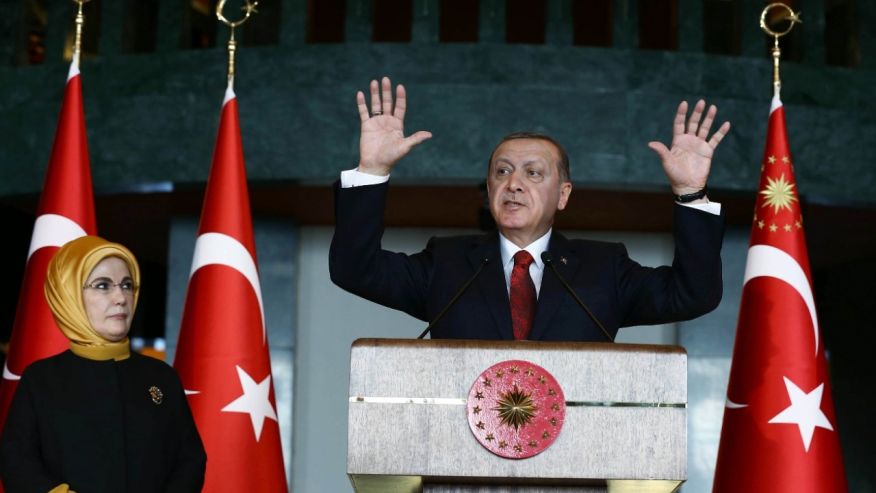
493 157 544 166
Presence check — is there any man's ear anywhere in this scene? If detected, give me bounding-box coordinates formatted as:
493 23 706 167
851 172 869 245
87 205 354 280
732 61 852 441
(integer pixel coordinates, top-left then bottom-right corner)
557 182 572 211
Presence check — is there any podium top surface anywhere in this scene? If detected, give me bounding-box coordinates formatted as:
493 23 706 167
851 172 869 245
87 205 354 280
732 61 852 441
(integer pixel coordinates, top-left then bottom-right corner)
351 337 687 355
350 338 687 404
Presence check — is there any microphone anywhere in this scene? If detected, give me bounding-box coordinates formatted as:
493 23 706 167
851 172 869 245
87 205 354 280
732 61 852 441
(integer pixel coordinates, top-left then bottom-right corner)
418 257 490 339
541 252 614 342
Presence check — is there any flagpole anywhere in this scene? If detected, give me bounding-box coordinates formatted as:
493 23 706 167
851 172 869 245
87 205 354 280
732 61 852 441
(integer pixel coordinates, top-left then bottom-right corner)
759 3 802 91
216 0 259 85
72 0 91 67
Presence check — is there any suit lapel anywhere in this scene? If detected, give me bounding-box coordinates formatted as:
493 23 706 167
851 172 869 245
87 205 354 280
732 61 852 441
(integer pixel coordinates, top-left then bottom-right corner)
468 235 513 340
530 233 580 340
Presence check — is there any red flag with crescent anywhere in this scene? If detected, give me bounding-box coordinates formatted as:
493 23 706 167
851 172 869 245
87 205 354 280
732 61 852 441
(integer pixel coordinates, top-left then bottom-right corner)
712 89 848 492
0 61 96 440
173 83 287 492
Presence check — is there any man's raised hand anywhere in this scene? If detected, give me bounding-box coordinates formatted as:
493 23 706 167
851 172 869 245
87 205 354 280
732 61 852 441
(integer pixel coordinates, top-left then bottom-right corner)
356 76 432 176
648 100 731 198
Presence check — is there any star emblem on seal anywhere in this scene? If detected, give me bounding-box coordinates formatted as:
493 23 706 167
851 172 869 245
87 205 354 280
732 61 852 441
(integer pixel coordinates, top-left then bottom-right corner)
493 387 537 430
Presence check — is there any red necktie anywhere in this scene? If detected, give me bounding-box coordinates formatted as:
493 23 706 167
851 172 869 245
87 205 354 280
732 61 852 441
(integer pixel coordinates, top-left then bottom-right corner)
510 250 536 340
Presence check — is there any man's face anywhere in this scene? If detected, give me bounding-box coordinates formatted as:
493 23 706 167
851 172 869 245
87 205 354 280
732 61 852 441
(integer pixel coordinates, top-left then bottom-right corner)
487 139 572 247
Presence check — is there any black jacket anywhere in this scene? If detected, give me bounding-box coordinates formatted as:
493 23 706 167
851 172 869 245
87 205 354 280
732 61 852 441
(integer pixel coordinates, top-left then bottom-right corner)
330 181 724 341
0 351 206 493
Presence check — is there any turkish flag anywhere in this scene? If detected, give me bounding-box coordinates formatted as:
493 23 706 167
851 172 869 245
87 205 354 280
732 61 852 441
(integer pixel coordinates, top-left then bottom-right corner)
173 83 287 492
0 61 96 436
712 89 848 491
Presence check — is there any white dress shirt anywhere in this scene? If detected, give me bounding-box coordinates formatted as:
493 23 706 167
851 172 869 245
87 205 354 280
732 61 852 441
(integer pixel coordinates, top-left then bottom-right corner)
498 230 551 298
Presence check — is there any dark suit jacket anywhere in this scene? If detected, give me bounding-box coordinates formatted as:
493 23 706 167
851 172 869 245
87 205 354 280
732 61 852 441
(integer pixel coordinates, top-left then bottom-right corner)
0 351 206 493
330 181 724 341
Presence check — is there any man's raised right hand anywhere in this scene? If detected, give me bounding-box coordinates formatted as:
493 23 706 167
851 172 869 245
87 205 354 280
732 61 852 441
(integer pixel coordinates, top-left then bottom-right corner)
356 76 433 176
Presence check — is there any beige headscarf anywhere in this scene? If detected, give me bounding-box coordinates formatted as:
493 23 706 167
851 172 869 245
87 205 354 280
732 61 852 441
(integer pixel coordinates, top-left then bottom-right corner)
44 236 141 361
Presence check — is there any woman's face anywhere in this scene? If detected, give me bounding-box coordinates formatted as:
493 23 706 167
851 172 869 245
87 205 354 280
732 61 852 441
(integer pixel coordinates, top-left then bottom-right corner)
82 257 135 342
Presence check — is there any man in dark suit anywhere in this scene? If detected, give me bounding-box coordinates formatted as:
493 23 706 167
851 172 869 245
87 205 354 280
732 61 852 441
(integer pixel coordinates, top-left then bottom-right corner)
330 77 731 341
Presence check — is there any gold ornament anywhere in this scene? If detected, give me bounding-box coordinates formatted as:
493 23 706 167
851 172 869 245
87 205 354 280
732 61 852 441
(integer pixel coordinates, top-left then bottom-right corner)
148 386 163 405
493 387 537 430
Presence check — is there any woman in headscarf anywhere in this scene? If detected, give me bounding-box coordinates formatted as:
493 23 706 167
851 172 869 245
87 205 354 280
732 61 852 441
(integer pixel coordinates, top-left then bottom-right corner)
0 236 206 493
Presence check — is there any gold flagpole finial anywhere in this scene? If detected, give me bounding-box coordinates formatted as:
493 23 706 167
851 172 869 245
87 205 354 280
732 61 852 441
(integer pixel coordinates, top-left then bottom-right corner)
216 0 259 84
760 3 802 90
72 0 91 64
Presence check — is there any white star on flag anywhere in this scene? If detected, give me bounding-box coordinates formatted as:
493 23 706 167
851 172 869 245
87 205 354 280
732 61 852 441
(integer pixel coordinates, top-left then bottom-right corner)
768 376 834 452
221 365 278 441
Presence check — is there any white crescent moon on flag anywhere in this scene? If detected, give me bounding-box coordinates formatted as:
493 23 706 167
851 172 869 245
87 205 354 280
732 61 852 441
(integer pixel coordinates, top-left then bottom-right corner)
743 244 819 356
724 244 819 410
725 398 747 409
27 213 88 262
3 363 21 381
189 232 266 342
4 213 88 381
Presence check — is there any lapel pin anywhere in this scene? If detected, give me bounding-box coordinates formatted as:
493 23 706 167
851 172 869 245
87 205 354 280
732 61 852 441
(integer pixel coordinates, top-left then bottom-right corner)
560 256 568 265
149 386 164 405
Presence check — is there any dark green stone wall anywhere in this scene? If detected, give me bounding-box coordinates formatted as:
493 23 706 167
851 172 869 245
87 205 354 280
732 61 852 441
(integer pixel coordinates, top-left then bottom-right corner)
2 44 875 203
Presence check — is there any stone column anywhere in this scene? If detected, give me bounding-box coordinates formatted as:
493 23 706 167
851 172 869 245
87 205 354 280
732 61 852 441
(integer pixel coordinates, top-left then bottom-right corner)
280 0 307 46
45 1 72 63
479 0 505 43
546 0 573 46
856 0 875 69
412 0 439 43
677 0 703 53
346 0 373 42
99 0 125 56
612 0 638 49
156 0 184 52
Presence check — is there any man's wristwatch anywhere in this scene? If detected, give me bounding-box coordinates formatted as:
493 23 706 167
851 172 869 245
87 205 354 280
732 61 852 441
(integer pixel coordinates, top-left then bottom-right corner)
675 186 708 203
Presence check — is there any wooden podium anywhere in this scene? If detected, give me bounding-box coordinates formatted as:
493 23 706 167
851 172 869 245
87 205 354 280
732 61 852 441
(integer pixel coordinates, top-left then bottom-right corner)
347 338 687 493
